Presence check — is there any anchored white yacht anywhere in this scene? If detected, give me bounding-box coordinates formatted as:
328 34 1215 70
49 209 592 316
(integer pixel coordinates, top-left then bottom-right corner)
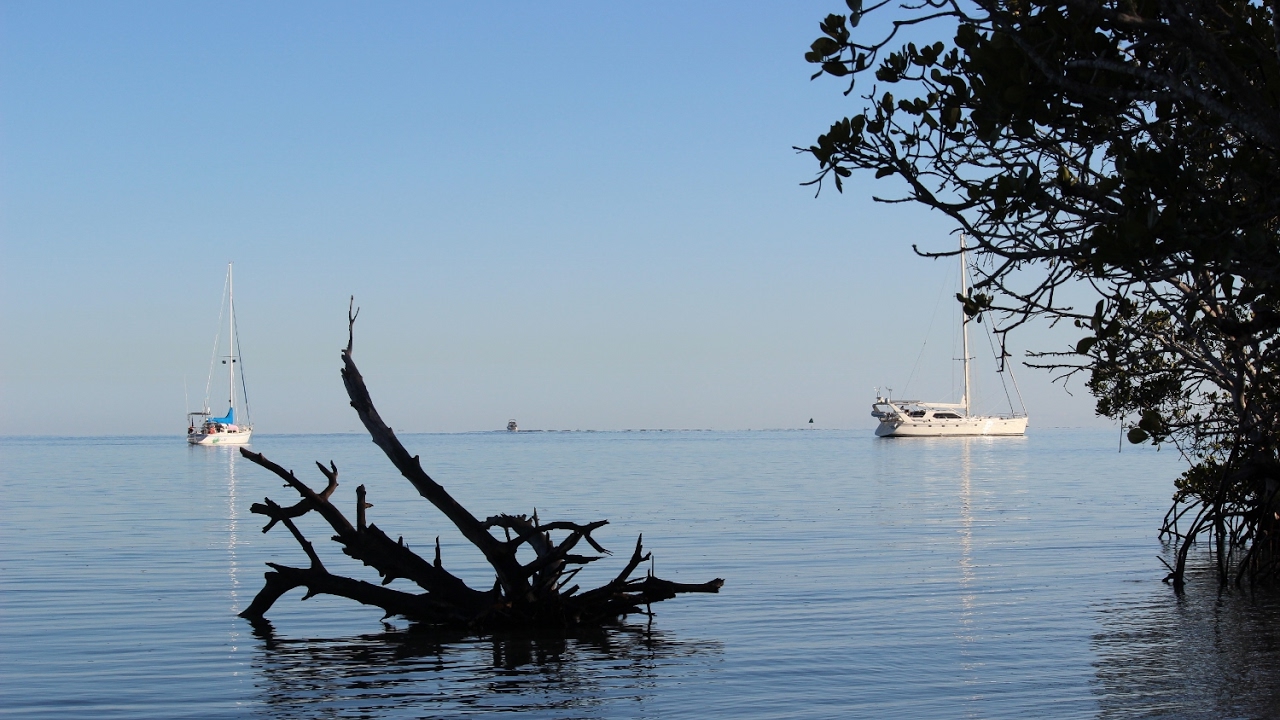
188 263 253 446
871 237 1028 438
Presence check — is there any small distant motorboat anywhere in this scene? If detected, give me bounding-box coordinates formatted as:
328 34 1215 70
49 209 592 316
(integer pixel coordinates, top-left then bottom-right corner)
507 419 518 432
188 263 254 446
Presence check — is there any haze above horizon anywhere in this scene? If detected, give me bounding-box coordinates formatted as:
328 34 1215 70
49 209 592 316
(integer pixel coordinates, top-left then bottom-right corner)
0 2 1105 435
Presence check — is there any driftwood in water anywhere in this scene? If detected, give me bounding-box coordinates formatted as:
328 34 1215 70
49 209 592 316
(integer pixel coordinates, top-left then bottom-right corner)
239 304 723 628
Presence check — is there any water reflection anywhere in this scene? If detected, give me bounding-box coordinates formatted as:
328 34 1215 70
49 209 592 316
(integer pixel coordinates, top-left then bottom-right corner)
956 438 979 683
227 448 241 615
247 621 722 719
957 438 976 611
189 444 250 669
1092 563 1280 719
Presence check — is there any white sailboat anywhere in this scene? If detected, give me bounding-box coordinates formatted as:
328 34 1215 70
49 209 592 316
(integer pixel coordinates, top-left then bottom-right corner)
871 237 1028 437
188 263 253 446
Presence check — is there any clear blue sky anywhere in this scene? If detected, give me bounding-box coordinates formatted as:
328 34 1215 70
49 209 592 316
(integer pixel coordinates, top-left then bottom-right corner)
0 1 1104 434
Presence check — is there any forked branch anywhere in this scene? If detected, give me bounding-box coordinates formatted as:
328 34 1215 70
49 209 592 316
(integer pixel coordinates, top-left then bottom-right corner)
238 309 723 629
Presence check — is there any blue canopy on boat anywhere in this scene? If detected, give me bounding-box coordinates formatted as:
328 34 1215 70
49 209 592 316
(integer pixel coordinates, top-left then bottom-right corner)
212 407 234 424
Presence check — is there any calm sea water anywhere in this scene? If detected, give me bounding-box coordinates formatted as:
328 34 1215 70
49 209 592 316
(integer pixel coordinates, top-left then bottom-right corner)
3 429 1279 719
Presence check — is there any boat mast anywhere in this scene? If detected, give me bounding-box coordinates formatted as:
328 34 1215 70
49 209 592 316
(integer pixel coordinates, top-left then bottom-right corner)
228 263 235 418
960 236 971 417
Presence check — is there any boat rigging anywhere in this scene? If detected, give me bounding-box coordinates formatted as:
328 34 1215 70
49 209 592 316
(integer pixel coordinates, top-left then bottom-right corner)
188 263 254 446
870 236 1028 437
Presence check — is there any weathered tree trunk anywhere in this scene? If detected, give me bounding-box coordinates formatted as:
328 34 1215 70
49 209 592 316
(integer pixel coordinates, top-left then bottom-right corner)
239 302 723 629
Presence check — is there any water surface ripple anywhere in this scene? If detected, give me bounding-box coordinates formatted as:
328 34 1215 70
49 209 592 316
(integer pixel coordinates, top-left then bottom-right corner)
2 430 1278 718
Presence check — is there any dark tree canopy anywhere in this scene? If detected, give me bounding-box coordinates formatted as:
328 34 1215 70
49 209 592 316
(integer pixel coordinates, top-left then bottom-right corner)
802 0 1280 585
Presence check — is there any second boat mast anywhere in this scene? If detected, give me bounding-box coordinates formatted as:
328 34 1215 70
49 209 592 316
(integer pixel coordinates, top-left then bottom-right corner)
228 262 236 415
960 237 971 417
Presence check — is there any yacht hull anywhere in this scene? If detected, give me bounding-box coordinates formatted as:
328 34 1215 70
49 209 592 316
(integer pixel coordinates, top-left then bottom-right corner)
876 416 1027 437
187 429 253 446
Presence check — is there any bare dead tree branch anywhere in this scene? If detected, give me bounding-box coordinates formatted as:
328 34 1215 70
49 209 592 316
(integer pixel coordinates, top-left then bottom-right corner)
238 308 723 628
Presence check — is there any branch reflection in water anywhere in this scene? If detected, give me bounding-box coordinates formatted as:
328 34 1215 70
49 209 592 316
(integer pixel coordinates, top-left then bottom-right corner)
1092 561 1280 719
245 620 722 718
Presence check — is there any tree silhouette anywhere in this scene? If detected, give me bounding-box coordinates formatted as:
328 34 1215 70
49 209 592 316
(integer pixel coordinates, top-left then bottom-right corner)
802 0 1280 585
